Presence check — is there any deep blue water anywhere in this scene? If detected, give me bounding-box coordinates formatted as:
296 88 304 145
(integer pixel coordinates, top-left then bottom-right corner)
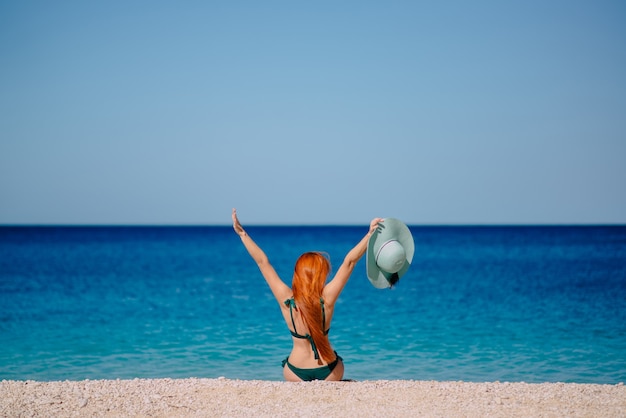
1 225 625 383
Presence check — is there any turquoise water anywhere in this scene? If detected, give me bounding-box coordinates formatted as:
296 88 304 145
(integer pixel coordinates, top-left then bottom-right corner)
1 226 625 383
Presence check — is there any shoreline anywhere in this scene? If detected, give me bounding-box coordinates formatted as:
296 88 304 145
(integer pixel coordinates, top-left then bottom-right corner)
2 378 625 417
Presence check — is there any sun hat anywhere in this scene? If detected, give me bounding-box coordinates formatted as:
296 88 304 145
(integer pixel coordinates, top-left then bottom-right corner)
366 218 414 289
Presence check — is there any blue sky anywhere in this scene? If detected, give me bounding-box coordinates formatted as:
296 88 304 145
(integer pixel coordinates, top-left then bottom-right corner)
1 1 625 225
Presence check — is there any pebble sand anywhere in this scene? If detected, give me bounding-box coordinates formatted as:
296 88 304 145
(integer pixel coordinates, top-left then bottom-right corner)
2 378 625 417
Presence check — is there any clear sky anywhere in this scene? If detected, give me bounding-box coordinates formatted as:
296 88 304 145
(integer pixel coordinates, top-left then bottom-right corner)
1 1 625 225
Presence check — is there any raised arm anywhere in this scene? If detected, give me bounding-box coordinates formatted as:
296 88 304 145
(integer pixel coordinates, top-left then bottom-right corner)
232 208 291 302
323 218 383 305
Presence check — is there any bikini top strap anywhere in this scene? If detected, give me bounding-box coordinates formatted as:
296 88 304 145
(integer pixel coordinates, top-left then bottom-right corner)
307 336 320 360
283 297 321 360
320 298 326 330
284 298 298 332
284 297 326 333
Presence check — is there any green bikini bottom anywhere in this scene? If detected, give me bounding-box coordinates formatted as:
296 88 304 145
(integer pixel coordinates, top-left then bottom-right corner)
282 352 342 381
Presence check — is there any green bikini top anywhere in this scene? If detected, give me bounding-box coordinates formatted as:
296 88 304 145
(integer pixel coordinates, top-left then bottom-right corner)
283 297 330 360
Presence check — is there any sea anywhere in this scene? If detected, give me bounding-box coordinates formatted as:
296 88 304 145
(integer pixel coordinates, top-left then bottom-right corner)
1 225 625 383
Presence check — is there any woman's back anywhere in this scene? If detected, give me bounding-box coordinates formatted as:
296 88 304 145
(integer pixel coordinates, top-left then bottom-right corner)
280 293 336 368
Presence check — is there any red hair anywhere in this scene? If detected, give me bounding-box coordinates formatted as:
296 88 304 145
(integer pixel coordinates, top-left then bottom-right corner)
291 252 334 363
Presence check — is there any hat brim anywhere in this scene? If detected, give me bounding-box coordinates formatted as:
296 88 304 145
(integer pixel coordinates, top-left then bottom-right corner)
366 218 414 289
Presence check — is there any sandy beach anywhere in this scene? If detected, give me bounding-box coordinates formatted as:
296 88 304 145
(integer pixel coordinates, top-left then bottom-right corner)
1 378 624 417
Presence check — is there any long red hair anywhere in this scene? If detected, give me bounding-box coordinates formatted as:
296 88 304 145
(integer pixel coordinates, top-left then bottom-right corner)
291 252 334 363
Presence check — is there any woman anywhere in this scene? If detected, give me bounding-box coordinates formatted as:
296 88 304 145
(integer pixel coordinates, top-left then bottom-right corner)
232 208 383 381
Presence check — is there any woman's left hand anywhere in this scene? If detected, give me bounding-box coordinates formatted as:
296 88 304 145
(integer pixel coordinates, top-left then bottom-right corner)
232 208 246 236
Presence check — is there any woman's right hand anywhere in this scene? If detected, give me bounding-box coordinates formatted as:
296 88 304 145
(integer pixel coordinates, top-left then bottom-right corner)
369 218 384 235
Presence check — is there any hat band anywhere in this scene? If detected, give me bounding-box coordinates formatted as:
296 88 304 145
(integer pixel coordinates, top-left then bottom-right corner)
375 240 396 263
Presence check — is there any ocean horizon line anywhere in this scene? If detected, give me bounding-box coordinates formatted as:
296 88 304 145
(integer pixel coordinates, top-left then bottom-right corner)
2 222 625 228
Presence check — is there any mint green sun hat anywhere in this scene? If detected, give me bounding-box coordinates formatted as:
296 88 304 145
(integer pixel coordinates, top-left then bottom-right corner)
366 218 414 289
